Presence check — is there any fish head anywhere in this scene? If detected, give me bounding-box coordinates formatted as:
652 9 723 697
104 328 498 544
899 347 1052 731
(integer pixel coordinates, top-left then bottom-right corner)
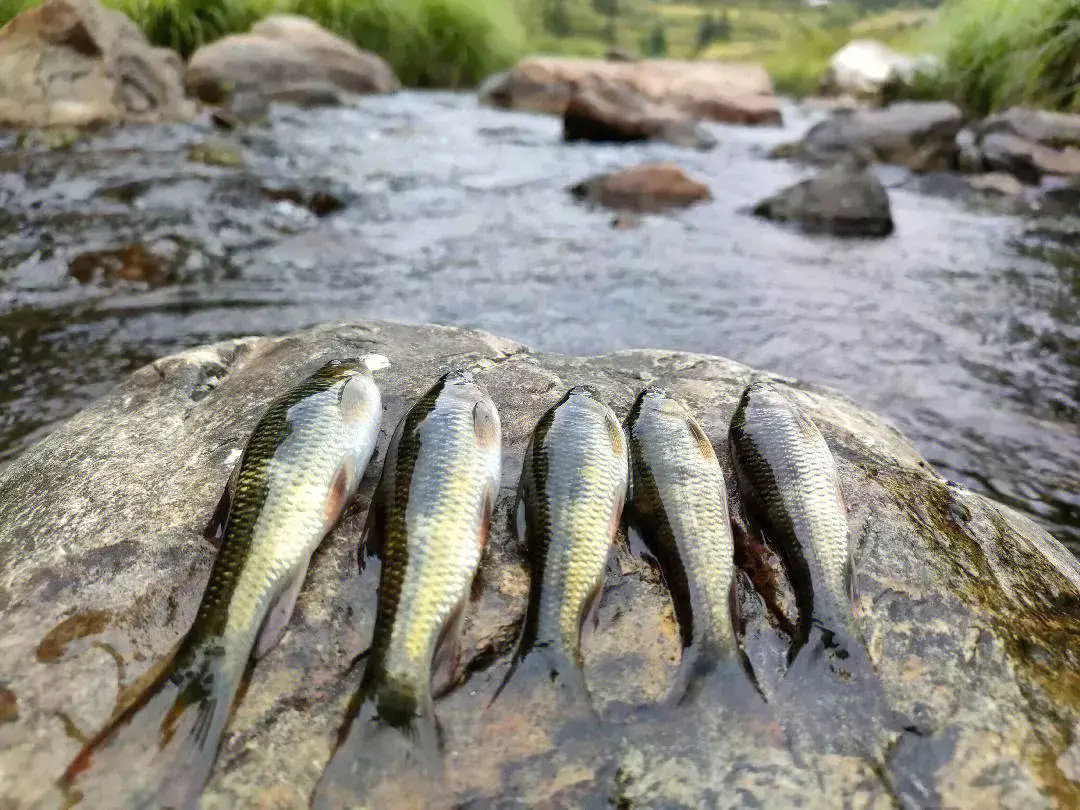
737 379 791 415
558 386 626 460
435 369 502 450
628 386 687 427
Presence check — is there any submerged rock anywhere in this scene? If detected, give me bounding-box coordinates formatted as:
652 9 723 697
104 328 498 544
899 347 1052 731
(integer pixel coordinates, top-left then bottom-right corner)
570 163 711 212
776 101 964 172
479 56 782 126
563 84 717 150
1 321 1079 808
185 15 400 107
0 0 193 128
753 159 894 237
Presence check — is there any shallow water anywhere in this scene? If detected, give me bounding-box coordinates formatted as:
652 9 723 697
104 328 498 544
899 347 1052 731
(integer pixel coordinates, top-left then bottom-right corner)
1 91 1077 553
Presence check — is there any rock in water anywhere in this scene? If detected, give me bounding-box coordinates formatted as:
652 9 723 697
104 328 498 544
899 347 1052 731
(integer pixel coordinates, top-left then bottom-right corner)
562 83 717 150
185 15 400 107
0 0 193 128
570 164 711 213
775 102 964 172
1 321 1079 808
479 56 782 126
753 159 894 237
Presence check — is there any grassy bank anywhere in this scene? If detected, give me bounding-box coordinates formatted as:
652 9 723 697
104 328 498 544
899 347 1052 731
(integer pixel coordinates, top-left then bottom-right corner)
0 0 524 87
930 0 1080 114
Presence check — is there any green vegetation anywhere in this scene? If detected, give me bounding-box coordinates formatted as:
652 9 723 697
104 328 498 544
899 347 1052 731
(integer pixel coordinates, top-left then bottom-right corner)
0 0 524 86
290 0 524 86
930 0 1080 114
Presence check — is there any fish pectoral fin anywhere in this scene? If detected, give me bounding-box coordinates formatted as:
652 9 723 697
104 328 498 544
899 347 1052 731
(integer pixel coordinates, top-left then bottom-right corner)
254 560 309 659
322 460 356 534
430 599 468 698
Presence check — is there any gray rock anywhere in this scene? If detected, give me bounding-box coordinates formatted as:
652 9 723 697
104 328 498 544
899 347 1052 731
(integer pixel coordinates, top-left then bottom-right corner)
753 159 894 237
185 15 400 106
981 107 1080 150
979 132 1080 185
777 101 964 172
0 0 194 128
2 321 1080 808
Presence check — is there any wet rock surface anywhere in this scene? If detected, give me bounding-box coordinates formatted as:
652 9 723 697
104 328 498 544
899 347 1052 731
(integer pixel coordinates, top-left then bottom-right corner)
0 0 193 127
2 320 1080 808
754 159 894 237
479 56 782 126
570 164 711 213
776 101 964 172
185 15 400 107
562 84 716 150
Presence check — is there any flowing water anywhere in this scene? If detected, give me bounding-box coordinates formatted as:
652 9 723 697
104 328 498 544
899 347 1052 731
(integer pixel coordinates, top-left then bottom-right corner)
1 91 1077 553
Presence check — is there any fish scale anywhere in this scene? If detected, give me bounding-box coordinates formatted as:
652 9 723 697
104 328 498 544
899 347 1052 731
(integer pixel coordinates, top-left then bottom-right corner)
729 380 853 648
60 359 382 810
358 370 502 725
517 386 628 665
625 387 736 690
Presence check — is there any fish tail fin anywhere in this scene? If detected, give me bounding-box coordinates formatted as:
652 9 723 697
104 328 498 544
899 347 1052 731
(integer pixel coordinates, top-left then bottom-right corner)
60 640 239 810
668 641 765 711
492 644 593 715
313 686 444 810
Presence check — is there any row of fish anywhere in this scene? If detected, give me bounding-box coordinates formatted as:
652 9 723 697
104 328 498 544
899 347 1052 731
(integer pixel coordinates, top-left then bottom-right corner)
53 360 858 809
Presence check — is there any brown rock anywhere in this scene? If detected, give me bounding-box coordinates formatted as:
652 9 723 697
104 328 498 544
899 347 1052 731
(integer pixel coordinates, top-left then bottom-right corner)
480 56 781 126
0 0 193 128
563 83 716 149
68 242 174 287
185 15 400 106
571 163 711 213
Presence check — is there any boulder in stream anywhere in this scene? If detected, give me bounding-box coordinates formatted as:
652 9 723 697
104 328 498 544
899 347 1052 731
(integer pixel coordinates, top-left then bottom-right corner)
185 15 400 107
480 56 782 126
754 159 894 237
2 321 1079 808
563 83 716 150
570 163 711 212
0 0 193 128
775 101 964 172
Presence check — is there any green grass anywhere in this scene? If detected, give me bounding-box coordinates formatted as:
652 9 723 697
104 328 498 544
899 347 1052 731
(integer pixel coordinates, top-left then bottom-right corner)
929 0 1080 114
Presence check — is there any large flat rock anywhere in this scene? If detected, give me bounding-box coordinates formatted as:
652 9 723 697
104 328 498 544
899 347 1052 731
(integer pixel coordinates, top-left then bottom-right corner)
479 56 782 126
2 321 1079 808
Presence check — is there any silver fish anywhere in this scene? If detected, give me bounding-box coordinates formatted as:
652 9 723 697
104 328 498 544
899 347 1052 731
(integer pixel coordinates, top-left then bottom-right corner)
625 387 737 699
60 358 382 810
502 385 628 699
313 370 501 806
728 380 854 655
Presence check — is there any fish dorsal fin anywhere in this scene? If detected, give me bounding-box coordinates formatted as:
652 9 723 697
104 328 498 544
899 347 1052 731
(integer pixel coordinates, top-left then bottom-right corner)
203 456 242 547
255 558 310 659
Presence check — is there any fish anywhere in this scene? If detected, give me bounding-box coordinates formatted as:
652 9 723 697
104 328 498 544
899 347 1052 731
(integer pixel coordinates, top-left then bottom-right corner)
499 385 628 702
58 358 382 810
625 387 738 701
313 369 501 806
727 379 855 659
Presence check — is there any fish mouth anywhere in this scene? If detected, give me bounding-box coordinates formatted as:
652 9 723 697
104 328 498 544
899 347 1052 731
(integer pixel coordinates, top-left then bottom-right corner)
316 357 366 379
439 368 476 386
564 384 606 403
632 386 680 411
